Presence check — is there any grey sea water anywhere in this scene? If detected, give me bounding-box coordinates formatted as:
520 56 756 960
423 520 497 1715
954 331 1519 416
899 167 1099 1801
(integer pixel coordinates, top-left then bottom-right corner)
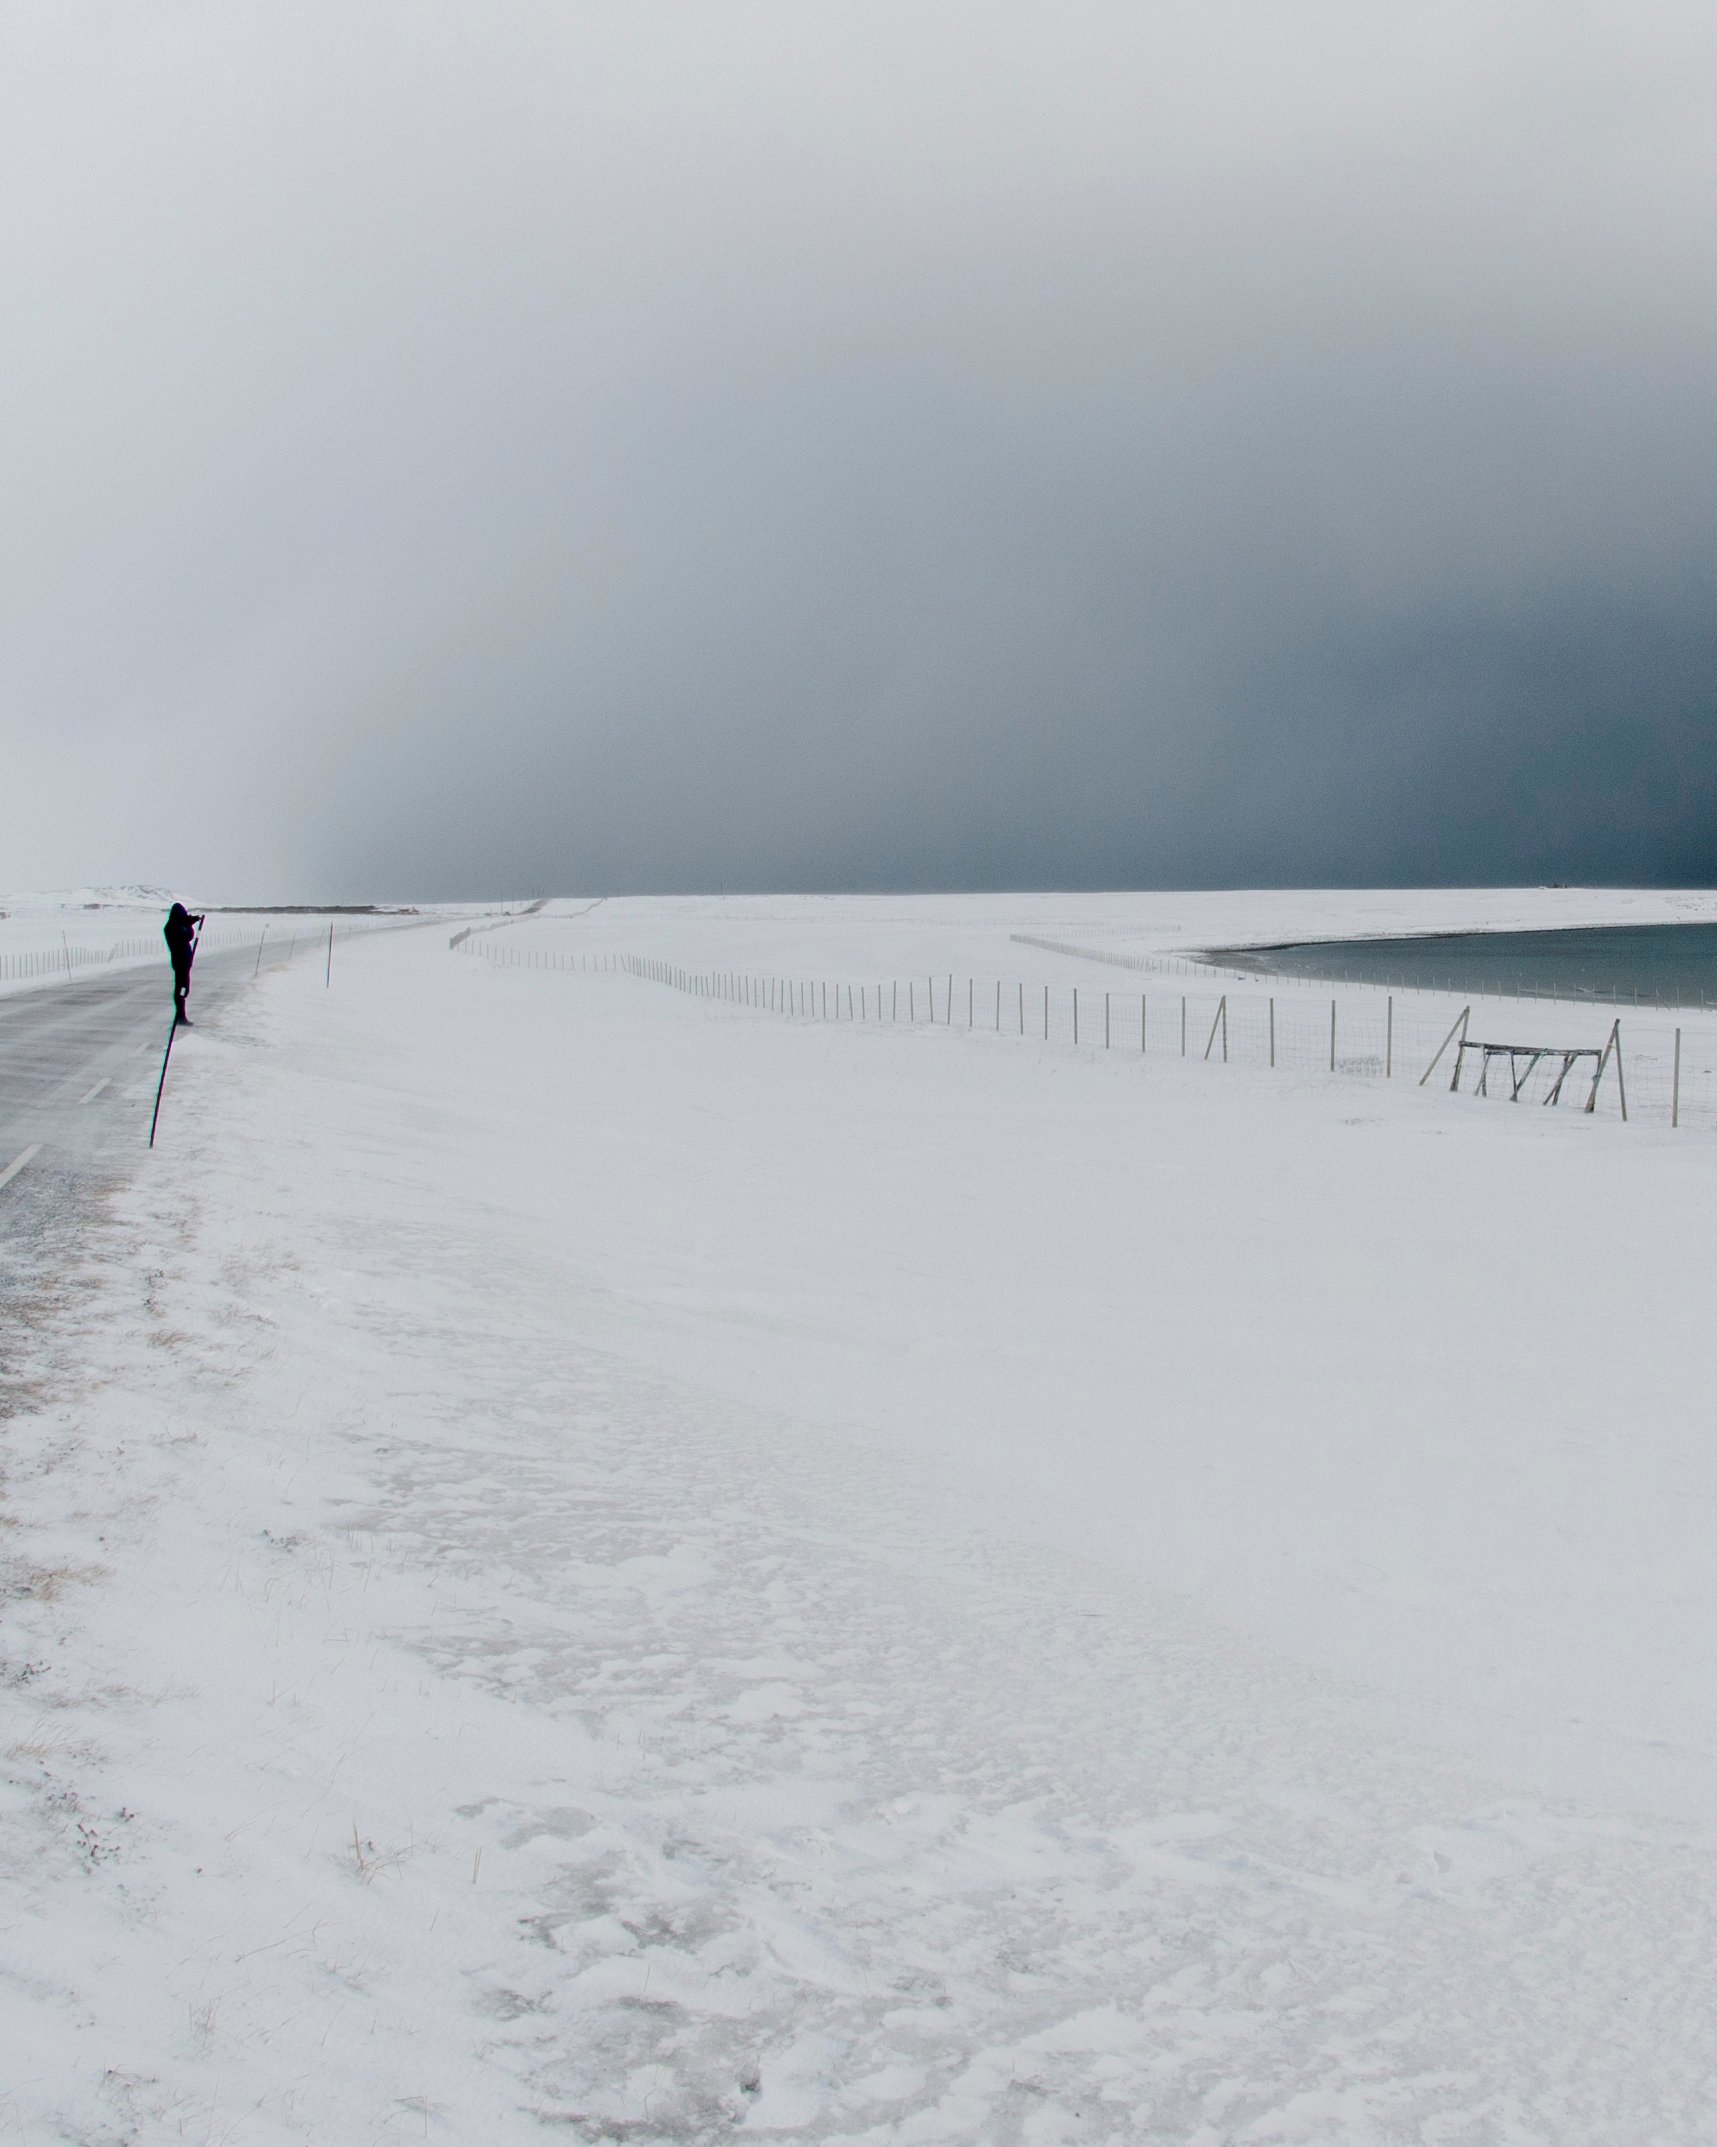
1210 922 1717 1007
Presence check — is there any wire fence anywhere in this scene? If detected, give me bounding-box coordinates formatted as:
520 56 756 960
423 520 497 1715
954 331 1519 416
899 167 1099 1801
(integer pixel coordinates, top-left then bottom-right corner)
455 938 1717 1131
0 925 301 986
0 918 409 990
0 937 154 982
450 940 622 964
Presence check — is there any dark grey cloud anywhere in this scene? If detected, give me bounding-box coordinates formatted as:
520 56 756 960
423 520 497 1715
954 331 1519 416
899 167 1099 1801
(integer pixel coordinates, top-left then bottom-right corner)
3 2 1716 895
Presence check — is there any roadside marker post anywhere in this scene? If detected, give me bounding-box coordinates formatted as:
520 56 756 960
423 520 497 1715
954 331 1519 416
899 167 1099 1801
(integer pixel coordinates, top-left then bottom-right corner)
148 1017 179 1148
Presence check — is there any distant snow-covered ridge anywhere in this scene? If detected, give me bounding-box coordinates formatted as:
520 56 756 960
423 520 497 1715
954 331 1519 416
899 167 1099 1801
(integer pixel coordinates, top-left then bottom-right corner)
1010 930 1225 978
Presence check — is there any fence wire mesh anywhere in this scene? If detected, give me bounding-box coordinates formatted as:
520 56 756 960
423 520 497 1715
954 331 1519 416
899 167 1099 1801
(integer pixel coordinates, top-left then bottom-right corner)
456 940 1717 1130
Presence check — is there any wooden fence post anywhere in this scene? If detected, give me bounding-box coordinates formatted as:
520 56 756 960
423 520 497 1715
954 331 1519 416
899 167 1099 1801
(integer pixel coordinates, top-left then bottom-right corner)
1588 1019 1627 1120
1420 1005 1472 1088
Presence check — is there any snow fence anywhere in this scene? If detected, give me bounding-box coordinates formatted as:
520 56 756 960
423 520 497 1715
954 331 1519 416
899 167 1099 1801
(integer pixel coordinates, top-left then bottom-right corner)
452 937 1717 1131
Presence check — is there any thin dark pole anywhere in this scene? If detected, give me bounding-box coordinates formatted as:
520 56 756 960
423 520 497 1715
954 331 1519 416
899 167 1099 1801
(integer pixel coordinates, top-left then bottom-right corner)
326 920 334 987
148 1017 179 1148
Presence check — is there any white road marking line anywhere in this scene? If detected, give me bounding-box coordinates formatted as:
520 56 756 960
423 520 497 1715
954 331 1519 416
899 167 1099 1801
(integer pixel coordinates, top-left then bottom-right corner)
0 1143 42 1194
80 1078 109 1103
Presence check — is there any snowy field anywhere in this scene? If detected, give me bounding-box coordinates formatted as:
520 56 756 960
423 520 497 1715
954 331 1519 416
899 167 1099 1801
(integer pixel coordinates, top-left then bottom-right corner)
6 891 1717 2143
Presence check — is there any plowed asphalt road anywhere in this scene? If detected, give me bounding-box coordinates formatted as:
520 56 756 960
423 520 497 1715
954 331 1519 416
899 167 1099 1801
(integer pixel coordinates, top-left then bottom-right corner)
0 949 256 1170
0 946 272 1287
0 921 433 1277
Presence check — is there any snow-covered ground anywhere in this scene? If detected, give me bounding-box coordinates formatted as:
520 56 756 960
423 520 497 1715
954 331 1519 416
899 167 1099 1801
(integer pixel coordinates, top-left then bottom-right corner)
6 893 1717 2143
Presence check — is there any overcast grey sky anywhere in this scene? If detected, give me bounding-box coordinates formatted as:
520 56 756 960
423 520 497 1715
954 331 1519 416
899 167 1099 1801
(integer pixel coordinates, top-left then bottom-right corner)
4 2 1716 897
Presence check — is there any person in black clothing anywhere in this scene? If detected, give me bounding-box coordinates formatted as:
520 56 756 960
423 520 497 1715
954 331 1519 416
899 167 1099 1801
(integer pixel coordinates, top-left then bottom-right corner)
164 902 204 1025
